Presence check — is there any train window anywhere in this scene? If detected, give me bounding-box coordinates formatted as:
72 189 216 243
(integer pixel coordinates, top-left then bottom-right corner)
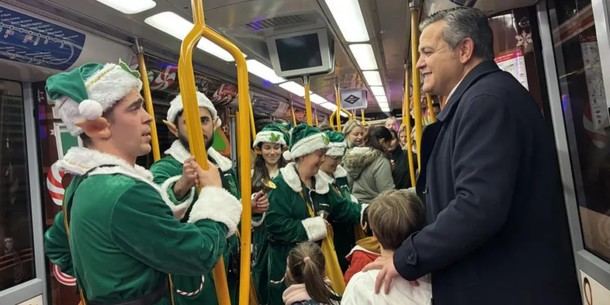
549 0 610 263
0 80 35 290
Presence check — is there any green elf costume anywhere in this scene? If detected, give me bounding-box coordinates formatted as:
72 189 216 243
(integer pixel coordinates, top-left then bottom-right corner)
250 123 289 305
264 124 365 305
318 131 358 271
43 62 242 305
149 92 240 305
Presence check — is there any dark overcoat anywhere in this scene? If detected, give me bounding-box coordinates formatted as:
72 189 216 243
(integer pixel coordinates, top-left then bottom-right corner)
395 60 580 305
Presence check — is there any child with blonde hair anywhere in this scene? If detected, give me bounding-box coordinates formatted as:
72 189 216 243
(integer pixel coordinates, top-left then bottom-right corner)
341 189 432 305
282 242 340 305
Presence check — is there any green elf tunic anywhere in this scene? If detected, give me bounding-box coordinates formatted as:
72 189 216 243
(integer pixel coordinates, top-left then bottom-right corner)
44 147 239 305
250 167 279 305
150 140 240 305
264 162 363 305
318 165 359 272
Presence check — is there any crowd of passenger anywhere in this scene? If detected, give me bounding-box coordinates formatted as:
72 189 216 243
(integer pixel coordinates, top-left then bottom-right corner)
43 6 580 305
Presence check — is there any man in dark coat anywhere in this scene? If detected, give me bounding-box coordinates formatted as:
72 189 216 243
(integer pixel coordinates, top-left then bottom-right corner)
365 7 580 305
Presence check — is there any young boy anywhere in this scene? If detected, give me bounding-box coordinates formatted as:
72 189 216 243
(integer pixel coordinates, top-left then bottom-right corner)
341 189 431 305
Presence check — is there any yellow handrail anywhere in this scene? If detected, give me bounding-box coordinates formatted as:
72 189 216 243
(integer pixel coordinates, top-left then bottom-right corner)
178 1 253 305
249 99 256 139
314 107 319 127
177 2 229 305
410 3 423 169
291 103 297 126
402 66 416 187
202 19 254 305
136 46 160 161
304 76 313 126
334 83 341 131
360 109 365 125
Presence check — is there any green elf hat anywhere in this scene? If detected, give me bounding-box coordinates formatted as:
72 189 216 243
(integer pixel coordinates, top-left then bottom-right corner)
325 131 347 157
45 60 142 135
283 123 329 161
166 91 221 128
252 122 289 148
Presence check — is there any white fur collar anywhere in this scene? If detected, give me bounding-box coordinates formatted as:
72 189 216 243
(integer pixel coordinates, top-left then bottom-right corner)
57 147 152 181
279 162 329 194
165 140 233 172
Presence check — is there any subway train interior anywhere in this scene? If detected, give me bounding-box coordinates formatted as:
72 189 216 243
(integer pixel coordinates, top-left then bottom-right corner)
0 0 609 304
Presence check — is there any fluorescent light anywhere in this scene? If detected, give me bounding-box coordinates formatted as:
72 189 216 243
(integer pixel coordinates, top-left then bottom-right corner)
279 81 306 97
363 71 382 86
340 112 349 118
324 0 369 42
97 0 156 14
380 105 390 112
349 44 378 70
320 103 337 111
310 94 328 105
375 95 388 103
145 12 235 62
246 59 285 84
370 86 385 96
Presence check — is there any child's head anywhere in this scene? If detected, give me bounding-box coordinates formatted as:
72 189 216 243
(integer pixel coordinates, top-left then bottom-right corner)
367 189 425 250
286 242 335 304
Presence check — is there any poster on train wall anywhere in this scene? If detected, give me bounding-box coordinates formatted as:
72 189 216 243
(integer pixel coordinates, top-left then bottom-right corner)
494 49 529 90
0 5 85 70
580 40 610 130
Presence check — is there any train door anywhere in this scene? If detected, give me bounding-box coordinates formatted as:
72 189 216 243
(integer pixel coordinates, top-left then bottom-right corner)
537 0 610 302
0 80 47 305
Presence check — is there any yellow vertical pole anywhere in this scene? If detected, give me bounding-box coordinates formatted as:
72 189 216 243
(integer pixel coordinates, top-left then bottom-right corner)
303 76 313 126
291 103 297 126
410 2 423 169
360 109 365 125
334 83 342 131
314 107 319 126
136 42 160 161
249 100 256 140
402 66 416 187
425 94 436 123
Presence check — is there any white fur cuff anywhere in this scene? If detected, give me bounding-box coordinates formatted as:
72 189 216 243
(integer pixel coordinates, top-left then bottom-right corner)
301 216 327 241
360 203 369 229
188 186 242 237
159 175 195 220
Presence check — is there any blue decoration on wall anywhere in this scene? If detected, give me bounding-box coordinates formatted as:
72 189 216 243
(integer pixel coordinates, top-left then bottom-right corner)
0 5 85 70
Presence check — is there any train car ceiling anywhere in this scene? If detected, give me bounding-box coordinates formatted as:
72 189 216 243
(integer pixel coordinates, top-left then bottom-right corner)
2 0 541 117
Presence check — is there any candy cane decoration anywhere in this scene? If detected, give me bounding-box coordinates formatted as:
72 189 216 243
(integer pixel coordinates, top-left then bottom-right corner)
46 162 65 206
52 264 76 286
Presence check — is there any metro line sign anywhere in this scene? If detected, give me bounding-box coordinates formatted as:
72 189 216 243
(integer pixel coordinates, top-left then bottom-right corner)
340 89 367 110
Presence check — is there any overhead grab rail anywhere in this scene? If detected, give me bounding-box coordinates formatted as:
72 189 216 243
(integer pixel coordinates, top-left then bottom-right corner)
177 1 253 305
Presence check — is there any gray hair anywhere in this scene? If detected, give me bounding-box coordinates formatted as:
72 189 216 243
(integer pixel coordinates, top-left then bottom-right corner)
419 7 494 60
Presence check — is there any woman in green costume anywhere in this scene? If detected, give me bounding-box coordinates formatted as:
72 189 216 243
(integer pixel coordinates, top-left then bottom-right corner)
250 123 289 304
263 124 364 305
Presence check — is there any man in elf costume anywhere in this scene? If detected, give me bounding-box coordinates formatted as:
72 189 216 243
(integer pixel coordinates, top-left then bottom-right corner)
150 91 240 305
43 61 242 305
264 124 365 305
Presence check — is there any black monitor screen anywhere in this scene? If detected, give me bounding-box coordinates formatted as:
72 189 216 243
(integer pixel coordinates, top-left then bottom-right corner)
275 33 323 71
